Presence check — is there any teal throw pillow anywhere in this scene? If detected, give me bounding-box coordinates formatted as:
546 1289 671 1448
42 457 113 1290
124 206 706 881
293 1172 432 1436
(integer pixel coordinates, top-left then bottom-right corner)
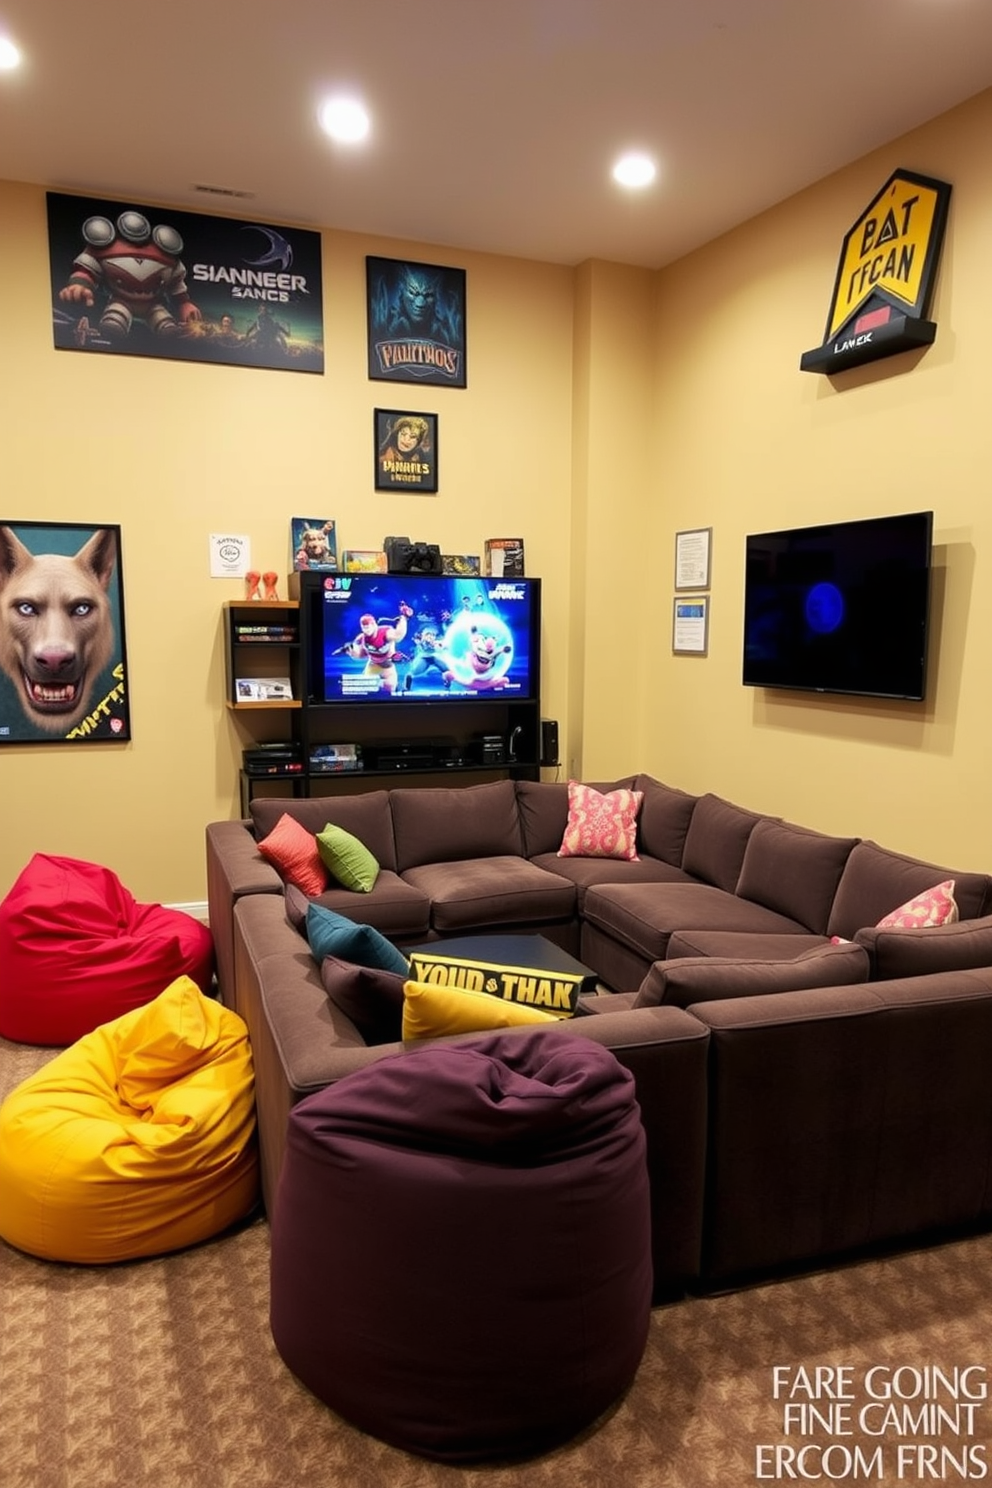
315 823 380 893
305 903 409 976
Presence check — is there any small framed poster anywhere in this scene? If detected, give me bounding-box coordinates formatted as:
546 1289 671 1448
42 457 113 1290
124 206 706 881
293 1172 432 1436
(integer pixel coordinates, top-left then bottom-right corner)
291 517 337 571
674 527 712 591
366 256 467 388
374 409 438 493
672 596 709 655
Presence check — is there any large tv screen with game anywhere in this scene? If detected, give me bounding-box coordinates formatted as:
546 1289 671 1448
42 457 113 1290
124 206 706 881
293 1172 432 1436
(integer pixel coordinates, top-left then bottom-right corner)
742 511 933 701
304 572 541 703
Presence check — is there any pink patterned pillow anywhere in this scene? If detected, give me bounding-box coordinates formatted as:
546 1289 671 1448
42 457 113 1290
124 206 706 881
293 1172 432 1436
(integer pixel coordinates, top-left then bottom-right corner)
257 813 328 897
557 781 643 861
875 880 958 930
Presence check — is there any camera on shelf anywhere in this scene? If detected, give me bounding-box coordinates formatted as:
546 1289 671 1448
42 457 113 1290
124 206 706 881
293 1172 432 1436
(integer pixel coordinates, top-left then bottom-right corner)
383 535 443 575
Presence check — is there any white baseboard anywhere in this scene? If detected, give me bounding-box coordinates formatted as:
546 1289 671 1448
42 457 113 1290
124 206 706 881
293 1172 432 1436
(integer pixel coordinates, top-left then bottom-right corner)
165 900 209 922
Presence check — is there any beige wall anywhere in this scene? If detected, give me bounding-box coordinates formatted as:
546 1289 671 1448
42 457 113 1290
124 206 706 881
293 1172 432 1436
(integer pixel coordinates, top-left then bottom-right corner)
633 87 992 869
2 83 991 903
0 185 575 903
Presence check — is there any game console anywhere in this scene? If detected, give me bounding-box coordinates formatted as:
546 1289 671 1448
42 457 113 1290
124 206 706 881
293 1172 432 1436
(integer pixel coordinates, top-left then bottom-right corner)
243 742 303 776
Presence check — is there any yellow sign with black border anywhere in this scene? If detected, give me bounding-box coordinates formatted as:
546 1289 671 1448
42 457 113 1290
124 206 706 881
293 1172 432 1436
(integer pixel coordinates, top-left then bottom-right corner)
800 168 951 374
407 950 585 1018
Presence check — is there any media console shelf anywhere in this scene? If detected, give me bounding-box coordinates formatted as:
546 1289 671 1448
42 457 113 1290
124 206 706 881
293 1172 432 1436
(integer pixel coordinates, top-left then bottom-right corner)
223 599 302 709
223 592 541 810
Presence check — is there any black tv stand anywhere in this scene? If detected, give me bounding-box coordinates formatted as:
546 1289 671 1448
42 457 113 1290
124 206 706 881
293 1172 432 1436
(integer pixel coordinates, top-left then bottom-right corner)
223 592 542 809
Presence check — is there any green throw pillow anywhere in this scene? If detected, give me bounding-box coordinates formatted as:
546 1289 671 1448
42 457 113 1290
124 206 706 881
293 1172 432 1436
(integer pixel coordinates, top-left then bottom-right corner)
315 823 380 893
305 903 409 976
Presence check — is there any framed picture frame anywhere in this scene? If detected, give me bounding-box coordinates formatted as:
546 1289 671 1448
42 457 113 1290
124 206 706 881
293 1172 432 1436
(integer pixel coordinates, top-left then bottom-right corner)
674 527 712 591
672 595 709 656
0 520 131 744
374 409 438 493
366 256 467 388
291 517 338 571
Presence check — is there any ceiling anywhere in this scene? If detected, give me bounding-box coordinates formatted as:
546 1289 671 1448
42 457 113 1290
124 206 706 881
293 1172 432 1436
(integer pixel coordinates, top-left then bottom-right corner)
2 0 992 270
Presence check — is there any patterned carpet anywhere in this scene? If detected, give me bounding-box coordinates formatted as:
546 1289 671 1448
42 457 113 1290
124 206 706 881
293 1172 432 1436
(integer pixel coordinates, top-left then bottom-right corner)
2 1036 991 1488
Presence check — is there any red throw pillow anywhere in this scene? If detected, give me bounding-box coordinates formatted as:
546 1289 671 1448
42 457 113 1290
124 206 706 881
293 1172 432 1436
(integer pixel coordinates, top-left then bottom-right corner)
258 814 328 897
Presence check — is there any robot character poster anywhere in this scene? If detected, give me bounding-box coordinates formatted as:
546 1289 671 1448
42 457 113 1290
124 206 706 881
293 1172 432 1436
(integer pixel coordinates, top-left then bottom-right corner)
46 192 324 373
366 256 467 388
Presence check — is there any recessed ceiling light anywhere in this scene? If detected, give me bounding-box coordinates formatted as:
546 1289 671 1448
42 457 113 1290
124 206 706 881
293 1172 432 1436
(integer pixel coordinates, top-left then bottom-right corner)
612 152 657 189
318 95 371 145
0 36 22 70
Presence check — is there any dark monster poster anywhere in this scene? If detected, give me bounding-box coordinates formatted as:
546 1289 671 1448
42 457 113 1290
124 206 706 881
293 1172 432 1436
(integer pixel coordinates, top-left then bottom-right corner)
46 192 323 372
366 256 466 388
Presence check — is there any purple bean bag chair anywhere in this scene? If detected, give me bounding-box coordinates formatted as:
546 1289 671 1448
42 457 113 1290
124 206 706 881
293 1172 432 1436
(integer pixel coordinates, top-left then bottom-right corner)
269 1028 652 1463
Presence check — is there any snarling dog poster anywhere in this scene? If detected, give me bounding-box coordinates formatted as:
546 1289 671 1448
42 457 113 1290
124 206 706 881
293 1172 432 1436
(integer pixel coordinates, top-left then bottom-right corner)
47 192 324 372
366 256 466 387
0 522 131 745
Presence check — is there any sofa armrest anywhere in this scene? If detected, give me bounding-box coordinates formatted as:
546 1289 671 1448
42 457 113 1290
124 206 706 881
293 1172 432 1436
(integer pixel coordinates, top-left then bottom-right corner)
578 990 639 1015
206 819 284 1009
633 941 869 1009
854 914 992 979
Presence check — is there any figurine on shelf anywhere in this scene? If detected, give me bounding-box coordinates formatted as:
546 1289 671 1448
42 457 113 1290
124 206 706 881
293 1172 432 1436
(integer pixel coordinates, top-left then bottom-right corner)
262 571 279 601
245 570 261 601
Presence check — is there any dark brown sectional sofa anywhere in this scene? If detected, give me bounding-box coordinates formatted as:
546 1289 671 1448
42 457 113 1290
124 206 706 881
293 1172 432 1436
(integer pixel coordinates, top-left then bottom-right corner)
206 774 992 1297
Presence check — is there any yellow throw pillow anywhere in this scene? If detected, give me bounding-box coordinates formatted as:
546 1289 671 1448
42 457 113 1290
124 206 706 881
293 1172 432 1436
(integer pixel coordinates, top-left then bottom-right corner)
401 979 559 1042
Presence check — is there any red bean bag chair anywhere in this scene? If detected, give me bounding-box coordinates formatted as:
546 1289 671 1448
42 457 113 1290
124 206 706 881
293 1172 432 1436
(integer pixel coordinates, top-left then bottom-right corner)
0 854 215 1045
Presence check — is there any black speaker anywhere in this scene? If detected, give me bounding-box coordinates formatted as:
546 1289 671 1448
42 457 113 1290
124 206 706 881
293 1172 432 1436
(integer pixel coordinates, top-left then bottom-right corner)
540 718 560 767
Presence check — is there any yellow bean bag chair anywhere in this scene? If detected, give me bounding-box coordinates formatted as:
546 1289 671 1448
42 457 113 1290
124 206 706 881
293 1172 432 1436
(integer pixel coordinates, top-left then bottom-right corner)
0 976 259 1263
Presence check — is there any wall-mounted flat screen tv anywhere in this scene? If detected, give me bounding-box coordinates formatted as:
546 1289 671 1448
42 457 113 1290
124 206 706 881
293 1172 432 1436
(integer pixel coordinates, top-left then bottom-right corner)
742 511 933 701
303 572 541 703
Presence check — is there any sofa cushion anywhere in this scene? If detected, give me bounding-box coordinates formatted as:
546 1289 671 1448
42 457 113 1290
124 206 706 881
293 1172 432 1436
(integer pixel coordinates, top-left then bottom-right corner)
250 792 398 873
530 852 688 913
666 929 828 960
316 823 380 893
305 904 410 975
257 814 328 897
680 794 765 893
854 915 992 979
391 780 522 872
582 880 809 964
286 870 431 941
401 980 558 1041
319 955 407 1045
558 781 643 861
827 842 992 940
876 880 958 929
402 857 576 934
515 778 638 857
735 819 858 935
311 874 431 939
634 942 870 1010
633 776 698 867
